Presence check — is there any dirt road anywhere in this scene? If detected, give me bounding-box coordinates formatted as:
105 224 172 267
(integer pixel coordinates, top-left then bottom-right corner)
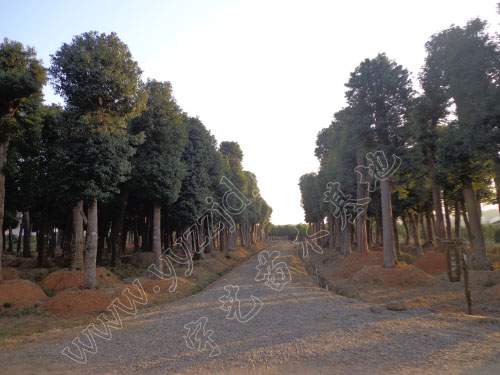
1 243 500 374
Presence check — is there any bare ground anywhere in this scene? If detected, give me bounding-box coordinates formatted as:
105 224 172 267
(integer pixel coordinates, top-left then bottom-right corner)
0 243 499 374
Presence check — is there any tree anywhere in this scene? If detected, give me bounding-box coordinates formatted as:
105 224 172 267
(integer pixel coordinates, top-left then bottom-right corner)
0 39 45 280
424 19 498 269
130 80 187 274
345 53 413 267
50 31 145 287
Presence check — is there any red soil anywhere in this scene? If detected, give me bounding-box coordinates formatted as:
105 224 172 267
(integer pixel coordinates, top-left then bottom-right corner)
350 265 437 287
39 267 123 291
414 251 447 274
0 279 48 311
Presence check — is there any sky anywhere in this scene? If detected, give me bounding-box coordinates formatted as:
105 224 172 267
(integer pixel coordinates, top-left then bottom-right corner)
1 0 499 224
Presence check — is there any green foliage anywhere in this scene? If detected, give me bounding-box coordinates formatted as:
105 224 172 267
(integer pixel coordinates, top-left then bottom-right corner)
0 38 46 140
3 302 12 308
42 288 56 297
50 31 145 117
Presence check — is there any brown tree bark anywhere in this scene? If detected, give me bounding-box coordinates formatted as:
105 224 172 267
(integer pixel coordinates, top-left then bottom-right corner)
410 213 423 257
22 211 31 258
454 201 461 238
17 221 23 253
381 178 397 267
37 197 49 267
425 208 435 246
402 216 410 245
327 214 334 249
444 201 452 238
70 201 84 270
461 202 472 244
392 216 401 257
84 200 98 288
334 217 341 250
356 152 370 253
420 213 429 245
427 145 447 238
8 226 12 252
340 222 352 255
0 140 9 280
462 179 492 270
152 201 162 275
111 189 129 266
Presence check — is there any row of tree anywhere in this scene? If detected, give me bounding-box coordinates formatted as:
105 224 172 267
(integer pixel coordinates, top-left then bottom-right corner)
0 31 272 286
299 11 500 270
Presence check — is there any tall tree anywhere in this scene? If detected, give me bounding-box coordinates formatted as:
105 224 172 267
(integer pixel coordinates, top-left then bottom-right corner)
0 39 45 280
130 80 187 274
425 19 498 269
50 31 145 287
345 53 413 267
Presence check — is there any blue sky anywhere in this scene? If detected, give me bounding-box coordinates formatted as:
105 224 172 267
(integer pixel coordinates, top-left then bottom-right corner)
1 0 499 224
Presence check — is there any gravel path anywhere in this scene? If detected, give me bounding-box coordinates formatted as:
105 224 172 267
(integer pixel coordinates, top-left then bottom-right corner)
1 243 500 375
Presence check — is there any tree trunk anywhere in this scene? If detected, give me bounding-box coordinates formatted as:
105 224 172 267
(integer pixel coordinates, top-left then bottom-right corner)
425 208 434 246
444 200 452 238
8 226 12 252
219 228 226 252
356 152 370 253
392 216 401 257
454 201 461 238
366 218 372 246
37 197 49 267
402 216 410 245
410 213 423 257
462 178 492 270
133 220 140 251
340 222 352 255
334 217 341 250
461 202 472 244
22 211 31 258
494 165 500 214
97 208 106 265
0 140 9 280
17 221 23 253
427 145 447 238
111 189 129 266
420 213 429 245
327 214 334 249
152 201 162 275
84 200 98 289
70 201 84 270
380 178 397 267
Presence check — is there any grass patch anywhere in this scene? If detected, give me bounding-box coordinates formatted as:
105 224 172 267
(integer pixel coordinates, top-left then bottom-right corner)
43 288 56 297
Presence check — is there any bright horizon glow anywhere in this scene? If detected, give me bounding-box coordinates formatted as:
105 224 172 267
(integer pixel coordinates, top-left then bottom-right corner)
1 0 499 224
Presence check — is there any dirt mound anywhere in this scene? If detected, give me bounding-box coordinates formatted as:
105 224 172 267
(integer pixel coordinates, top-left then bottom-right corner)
127 252 154 269
43 283 154 318
139 276 196 303
325 252 384 280
414 251 447 274
1 267 20 280
468 270 500 287
0 279 47 311
350 265 436 287
19 268 51 283
488 284 500 299
39 267 123 291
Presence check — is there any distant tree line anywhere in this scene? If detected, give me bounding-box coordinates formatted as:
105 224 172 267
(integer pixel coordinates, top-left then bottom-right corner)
0 31 272 285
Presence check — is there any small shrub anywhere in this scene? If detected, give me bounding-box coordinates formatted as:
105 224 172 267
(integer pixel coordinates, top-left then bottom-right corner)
494 228 500 244
43 288 56 297
3 302 12 308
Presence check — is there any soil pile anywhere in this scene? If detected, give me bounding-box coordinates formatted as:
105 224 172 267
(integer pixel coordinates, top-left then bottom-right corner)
350 265 437 287
414 251 447 274
0 279 47 311
39 267 123 291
